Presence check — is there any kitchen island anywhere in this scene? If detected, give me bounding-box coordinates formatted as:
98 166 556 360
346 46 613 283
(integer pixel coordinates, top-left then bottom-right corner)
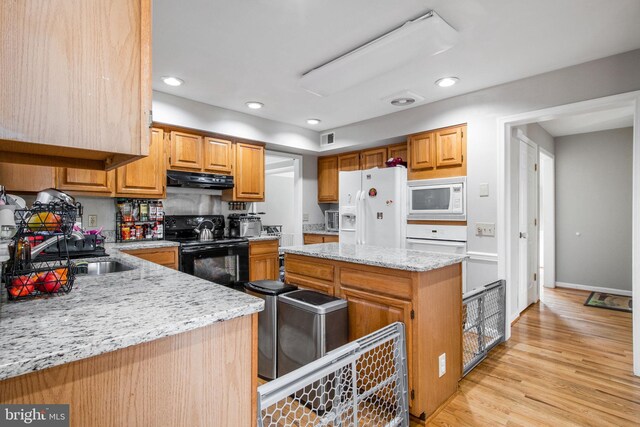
0 242 263 426
282 242 466 424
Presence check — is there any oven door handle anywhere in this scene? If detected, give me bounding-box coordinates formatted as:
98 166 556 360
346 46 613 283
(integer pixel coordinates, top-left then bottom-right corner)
181 244 247 253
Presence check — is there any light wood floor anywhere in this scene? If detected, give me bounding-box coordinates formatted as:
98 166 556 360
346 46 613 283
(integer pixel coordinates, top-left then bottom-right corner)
429 287 639 426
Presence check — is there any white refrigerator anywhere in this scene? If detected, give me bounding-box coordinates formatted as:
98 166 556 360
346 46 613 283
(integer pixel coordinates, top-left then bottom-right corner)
339 167 407 247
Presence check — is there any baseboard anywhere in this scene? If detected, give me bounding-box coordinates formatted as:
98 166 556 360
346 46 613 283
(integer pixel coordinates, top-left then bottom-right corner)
555 282 632 297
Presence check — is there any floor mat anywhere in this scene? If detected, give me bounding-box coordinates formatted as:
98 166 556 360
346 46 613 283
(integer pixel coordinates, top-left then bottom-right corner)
584 291 632 312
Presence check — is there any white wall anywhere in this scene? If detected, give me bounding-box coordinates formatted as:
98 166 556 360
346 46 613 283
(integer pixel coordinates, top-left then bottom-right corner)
256 174 295 232
322 49 640 294
153 91 320 153
555 127 633 292
302 154 325 225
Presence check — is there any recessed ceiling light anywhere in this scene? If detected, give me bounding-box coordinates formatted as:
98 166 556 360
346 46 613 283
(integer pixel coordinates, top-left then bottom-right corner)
390 97 415 107
246 101 264 109
435 77 459 87
161 76 184 87
307 118 321 125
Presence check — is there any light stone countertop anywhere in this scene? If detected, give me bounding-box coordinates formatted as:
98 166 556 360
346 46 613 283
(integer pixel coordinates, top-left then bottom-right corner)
105 240 180 250
303 230 339 236
247 235 280 242
281 243 466 272
0 243 263 381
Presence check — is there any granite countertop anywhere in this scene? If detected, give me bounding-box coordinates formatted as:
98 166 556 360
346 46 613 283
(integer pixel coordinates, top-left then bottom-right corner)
247 235 280 242
0 244 263 381
105 240 180 250
281 243 466 272
304 230 339 236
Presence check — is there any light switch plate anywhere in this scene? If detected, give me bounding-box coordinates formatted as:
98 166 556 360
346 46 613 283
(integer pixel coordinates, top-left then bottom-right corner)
303 213 309 222
476 222 495 237
438 353 446 377
479 183 489 197
88 215 98 227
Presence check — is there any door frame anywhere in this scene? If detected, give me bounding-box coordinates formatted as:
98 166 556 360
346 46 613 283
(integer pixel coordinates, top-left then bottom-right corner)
538 148 556 290
515 130 539 312
497 90 640 376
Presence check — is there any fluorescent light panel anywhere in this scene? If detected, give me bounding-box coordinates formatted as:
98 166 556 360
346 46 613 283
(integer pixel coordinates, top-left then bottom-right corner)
300 11 458 97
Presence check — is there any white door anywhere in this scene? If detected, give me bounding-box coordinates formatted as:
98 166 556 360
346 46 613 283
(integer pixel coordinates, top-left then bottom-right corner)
539 151 556 288
361 167 407 247
519 140 539 310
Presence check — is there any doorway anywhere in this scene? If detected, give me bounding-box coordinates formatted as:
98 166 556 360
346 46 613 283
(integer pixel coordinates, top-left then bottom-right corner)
539 150 555 295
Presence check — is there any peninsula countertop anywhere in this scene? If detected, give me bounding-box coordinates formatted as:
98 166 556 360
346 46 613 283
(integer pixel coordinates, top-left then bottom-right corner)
281 242 466 272
0 242 263 381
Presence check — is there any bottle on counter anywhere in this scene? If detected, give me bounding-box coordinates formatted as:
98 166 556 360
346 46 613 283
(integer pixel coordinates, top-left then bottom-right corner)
140 200 149 222
16 237 31 270
156 201 164 221
149 201 157 221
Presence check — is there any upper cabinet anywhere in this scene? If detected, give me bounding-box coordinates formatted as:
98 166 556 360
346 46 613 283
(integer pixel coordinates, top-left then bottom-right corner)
408 124 467 180
116 128 166 198
169 131 204 171
0 0 152 171
360 148 388 169
203 138 233 174
56 169 115 196
0 164 55 193
338 153 360 172
317 156 339 203
387 143 408 163
223 142 265 201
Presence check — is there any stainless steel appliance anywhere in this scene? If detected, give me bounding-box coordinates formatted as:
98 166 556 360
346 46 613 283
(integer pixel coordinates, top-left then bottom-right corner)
228 213 262 238
324 210 339 232
165 214 249 290
166 170 234 189
277 290 348 411
407 176 466 221
245 280 298 380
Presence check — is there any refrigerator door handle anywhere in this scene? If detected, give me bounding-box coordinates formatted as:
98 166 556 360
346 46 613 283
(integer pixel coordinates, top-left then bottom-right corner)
359 190 366 245
355 190 362 244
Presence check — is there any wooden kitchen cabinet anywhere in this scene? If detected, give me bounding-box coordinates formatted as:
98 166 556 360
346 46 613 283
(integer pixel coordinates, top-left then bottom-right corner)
0 0 152 171
360 147 388 169
56 168 115 196
0 163 55 193
387 143 408 162
408 124 467 180
169 131 203 171
120 246 179 270
303 233 339 244
203 137 233 174
223 142 265 201
338 153 360 171
317 156 339 203
249 240 279 281
116 128 166 198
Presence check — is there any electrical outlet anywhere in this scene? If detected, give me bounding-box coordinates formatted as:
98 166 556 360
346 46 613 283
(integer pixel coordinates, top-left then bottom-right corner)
88 214 98 227
475 222 495 237
438 353 446 377
303 213 310 222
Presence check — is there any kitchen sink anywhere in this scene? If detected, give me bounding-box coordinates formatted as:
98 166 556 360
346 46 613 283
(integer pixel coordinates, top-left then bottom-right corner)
76 261 135 275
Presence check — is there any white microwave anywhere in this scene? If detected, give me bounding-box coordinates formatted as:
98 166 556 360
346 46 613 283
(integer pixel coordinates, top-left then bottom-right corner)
407 177 466 220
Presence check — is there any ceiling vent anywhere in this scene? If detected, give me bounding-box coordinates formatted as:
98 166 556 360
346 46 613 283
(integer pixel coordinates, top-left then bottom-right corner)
320 132 335 146
300 10 458 97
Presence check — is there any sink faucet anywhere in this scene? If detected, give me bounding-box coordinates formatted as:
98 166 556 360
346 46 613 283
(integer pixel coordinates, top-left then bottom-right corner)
31 230 85 258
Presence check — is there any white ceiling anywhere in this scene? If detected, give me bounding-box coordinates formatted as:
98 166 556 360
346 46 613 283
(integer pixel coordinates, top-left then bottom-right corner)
538 107 635 137
153 0 640 131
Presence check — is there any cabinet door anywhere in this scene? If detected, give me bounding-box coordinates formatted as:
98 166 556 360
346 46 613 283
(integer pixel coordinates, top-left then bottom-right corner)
0 0 151 167
249 255 279 281
121 247 179 270
169 131 203 171
234 143 265 200
116 128 166 198
317 156 338 203
338 152 360 171
409 132 436 170
56 168 114 195
0 163 55 193
203 137 233 174
303 234 325 245
360 148 388 169
435 127 464 167
323 235 339 243
387 143 408 163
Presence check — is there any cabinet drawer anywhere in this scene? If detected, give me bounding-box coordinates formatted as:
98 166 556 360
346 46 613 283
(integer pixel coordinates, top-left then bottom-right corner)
285 256 334 281
285 273 334 296
340 268 412 300
323 235 339 243
249 240 279 256
121 247 179 270
303 234 324 244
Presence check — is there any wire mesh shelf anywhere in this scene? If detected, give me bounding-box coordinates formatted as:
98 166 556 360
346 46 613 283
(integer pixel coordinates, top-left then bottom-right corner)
257 322 409 427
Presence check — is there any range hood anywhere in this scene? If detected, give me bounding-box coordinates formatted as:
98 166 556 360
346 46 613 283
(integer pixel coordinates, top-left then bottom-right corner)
167 170 234 189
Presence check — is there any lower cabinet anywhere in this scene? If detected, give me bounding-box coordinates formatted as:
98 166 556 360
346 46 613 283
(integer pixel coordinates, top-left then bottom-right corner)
249 239 279 281
303 233 339 244
120 246 179 270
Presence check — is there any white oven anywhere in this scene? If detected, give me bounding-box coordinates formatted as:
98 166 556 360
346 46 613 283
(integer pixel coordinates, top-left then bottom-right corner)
407 176 466 221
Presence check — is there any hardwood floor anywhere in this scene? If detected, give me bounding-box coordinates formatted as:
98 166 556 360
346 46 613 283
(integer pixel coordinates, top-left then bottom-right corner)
429 287 639 426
